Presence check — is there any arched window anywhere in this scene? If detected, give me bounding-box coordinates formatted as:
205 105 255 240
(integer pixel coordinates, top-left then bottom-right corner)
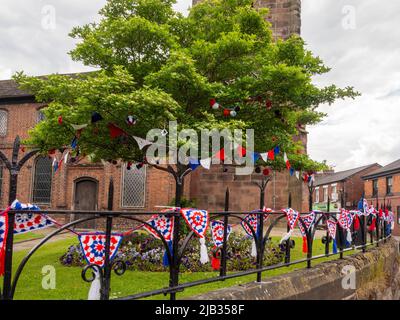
32 156 53 204
0 110 8 137
121 164 146 208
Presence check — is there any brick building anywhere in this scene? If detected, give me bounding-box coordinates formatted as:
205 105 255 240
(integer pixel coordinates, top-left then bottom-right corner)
0 0 308 227
313 164 381 212
363 159 400 236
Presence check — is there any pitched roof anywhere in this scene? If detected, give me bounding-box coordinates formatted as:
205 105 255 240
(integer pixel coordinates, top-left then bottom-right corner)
0 79 33 99
315 163 380 186
363 159 400 180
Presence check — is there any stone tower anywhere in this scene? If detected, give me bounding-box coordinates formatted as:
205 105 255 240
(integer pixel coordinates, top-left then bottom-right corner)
192 0 301 39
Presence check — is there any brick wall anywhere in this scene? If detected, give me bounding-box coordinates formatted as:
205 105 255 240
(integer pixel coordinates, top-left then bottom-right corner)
364 172 400 236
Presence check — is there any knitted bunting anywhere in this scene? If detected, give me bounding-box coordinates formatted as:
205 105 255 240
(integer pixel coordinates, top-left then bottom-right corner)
180 209 209 238
11 200 55 234
78 233 123 268
0 208 9 276
326 218 337 239
211 220 232 248
180 208 210 264
280 208 300 243
338 209 354 244
143 214 174 242
240 211 269 237
298 212 315 253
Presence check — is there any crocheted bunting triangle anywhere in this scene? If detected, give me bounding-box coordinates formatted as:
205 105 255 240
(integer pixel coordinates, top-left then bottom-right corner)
78 233 123 268
298 212 316 236
11 200 55 234
282 208 300 231
143 214 174 242
180 209 209 238
211 220 232 247
326 218 337 239
338 209 353 230
0 212 8 251
241 211 270 237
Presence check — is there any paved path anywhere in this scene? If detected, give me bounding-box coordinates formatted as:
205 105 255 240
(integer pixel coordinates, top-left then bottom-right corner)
13 229 73 252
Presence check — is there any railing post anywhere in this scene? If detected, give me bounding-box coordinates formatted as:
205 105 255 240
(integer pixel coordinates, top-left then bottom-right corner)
256 179 267 282
325 197 331 255
220 188 229 278
100 179 114 300
169 173 182 301
284 192 292 264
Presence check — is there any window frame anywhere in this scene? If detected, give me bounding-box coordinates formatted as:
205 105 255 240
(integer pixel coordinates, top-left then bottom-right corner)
323 186 328 203
31 156 53 205
0 109 8 137
315 187 320 203
121 163 147 208
372 179 378 197
386 176 393 195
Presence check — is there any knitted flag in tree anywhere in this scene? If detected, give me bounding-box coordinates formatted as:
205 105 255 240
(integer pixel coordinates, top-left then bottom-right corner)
11 200 55 234
180 209 210 264
79 233 123 268
280 208 300 243
143 214 174 242
211 220 232 248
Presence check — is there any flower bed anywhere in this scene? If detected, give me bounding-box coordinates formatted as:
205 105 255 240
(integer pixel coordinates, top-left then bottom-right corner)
60 231 284 272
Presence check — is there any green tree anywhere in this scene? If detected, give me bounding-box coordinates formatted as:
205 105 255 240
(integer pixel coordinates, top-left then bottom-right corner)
15 0 358 182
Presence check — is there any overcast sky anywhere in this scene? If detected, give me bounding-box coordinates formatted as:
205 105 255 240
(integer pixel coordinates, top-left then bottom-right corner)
0 0 398 171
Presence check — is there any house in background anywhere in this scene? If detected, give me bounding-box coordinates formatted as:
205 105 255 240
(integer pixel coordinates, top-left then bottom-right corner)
313 163 382 212
363 159 400 236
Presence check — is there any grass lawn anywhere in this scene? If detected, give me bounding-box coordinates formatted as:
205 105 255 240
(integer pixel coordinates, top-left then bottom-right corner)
14 231 46 244
5 236 356 300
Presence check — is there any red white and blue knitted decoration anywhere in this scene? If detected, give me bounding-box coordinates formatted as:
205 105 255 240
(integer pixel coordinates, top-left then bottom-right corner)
11 200 55 234
298 212 315 253
79 233 123 268
338 209 353 230
211 220 232 248
180 208 209 264
241 214 258 237
0 208 9 276
180 209 209 238
280 208 300 243
143 214 174 242
326 218 337 239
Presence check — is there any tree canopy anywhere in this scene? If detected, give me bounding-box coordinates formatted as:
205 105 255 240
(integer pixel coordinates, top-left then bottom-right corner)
15 0 358 173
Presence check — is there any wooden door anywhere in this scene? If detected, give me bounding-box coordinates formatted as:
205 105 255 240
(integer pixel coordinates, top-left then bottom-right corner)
74 179 97 229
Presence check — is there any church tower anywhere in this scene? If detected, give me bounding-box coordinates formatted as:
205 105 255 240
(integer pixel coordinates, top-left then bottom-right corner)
192 0 301 39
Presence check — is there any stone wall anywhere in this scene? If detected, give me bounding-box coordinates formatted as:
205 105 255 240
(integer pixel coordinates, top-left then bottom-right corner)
189 238 400 300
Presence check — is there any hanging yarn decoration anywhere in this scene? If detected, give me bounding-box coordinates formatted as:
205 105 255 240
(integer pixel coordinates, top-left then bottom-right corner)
211 220 232 248
326 218 337 254
210 98 219 110
210 220 232 271
180 209 210 264
297 212 316 254
143 214 174 267
0 207 10 277
108 123 126 139
211 246 221 271
58 116 63 125
353 214 360 231
126 115 137 126
87 267 102 300
280 208 300 244
11 200 55 234
241 212 269 257
78 233 123 268
91 111 103 123
338 209 354 246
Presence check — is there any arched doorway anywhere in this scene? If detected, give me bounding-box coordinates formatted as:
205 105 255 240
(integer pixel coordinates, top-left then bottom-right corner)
73 178 98 229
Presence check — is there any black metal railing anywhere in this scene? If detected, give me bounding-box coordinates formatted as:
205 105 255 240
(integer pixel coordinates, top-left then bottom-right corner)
0 197 392 301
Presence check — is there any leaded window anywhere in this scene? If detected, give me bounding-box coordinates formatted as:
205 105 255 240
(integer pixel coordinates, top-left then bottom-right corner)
37 110 46 123
32 156 52 204
121 164 146 208
0 110 8 136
